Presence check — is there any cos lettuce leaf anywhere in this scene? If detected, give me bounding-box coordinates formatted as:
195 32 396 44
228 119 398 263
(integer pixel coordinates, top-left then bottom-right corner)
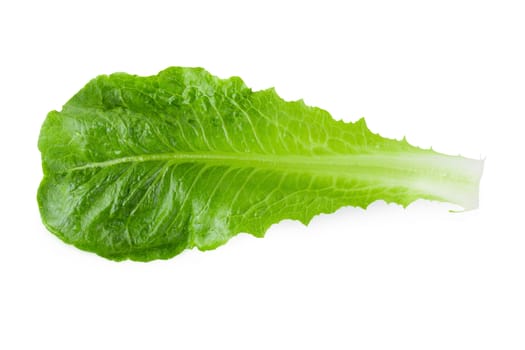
38 67 483 261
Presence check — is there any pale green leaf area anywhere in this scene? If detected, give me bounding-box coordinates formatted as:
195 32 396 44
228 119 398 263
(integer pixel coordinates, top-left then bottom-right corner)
38 67 484 261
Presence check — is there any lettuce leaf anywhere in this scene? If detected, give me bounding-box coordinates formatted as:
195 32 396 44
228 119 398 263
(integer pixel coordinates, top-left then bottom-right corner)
38 67 483 261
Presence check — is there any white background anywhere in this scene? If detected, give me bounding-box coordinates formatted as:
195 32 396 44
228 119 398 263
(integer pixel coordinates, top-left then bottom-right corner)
1 1 524 349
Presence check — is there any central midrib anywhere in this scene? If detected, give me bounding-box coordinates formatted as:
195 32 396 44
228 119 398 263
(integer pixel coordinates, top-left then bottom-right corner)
71 152 375 171
67 151 481 210
69 151 471 178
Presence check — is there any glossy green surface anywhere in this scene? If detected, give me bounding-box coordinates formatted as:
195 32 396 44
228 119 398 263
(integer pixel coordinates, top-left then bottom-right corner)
38 67 483 261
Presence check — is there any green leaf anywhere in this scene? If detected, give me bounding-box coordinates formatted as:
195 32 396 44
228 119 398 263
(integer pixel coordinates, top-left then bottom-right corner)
38 67 484 261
